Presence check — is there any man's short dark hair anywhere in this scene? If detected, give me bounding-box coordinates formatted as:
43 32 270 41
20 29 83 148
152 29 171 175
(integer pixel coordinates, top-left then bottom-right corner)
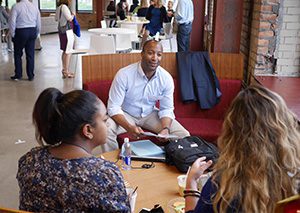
142 39 162 52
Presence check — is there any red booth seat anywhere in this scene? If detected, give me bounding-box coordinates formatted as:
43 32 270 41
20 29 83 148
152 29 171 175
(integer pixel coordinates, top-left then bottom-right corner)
83 79 242 146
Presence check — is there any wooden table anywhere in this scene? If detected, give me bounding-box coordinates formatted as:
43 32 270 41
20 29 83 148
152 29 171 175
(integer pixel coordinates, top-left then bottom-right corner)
103 150 182 212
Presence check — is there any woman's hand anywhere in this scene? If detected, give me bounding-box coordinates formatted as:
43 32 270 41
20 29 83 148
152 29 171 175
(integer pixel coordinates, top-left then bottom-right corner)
186 157 213 189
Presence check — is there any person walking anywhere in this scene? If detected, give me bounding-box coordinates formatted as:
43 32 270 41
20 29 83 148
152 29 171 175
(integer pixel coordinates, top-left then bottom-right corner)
175 0 193 52
9 0 40 81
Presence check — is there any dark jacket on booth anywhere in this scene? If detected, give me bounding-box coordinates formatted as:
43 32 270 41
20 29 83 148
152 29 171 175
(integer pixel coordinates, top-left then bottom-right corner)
177 51 222 109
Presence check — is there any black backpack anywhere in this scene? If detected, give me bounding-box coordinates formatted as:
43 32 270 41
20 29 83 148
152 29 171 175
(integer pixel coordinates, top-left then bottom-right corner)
165 136 219 173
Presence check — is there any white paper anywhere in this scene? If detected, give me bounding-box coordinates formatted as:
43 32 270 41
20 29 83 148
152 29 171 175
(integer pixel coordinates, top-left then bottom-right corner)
141 132 179 139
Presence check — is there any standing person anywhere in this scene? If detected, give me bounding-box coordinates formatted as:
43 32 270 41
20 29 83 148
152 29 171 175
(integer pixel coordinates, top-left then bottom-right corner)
106 0 117 27
117 0 127 20
55 0 75 78
185 85 300 213
142 0 167 45
166 0 174 23
17 88 131 212
129 0 139 13
8 0 40 81
175 0 193 52
99 40 190 153
0 0 9 42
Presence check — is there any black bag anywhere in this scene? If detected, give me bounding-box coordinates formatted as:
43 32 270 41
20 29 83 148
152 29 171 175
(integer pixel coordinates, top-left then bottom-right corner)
165 136 219 173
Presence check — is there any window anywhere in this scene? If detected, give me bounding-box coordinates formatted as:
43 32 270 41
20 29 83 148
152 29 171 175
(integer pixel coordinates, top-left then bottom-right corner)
39 0 56 11
76 0 93 12
7 0 15 8
2 0 15 9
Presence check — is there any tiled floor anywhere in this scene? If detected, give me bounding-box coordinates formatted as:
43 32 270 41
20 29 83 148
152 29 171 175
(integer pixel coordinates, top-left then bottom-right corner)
0 31 90 209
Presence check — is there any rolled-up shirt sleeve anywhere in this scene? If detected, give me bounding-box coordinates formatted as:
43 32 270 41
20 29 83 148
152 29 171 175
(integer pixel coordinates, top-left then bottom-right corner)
158 75 175 119
107 71 127 117
175 1 183 23
36 10 41 35
9 5 17 37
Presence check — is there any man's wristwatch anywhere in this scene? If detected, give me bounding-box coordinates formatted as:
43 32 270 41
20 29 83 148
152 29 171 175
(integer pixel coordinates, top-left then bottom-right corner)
162 126 170 133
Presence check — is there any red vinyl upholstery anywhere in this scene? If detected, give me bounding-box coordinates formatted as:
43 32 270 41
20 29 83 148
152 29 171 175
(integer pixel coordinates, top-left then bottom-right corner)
83 79 242 146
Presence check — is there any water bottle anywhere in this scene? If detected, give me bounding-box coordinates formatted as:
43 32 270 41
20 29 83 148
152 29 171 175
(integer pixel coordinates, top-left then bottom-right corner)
122 138 131 170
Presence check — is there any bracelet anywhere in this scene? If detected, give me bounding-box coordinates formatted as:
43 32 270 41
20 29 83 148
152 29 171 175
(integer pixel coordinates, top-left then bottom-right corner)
183 193 201 198
183 189 201 195
162 126 170 133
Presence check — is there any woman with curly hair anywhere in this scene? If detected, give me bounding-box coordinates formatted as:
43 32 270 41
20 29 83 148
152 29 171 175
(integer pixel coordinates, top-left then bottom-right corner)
185 84 300 213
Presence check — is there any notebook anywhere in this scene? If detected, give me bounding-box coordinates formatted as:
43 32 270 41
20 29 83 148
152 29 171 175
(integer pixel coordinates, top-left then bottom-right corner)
119 139 166 162
141 132 180 139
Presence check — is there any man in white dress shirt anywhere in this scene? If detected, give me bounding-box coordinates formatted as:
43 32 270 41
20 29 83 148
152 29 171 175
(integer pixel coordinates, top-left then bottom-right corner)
9 0 40 81
99 40 190 153
175 0 194 52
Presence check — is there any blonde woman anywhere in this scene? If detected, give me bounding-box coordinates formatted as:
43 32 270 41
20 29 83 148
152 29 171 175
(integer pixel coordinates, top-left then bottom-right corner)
142 0 167 44
55 0 74 78
185 84 300 212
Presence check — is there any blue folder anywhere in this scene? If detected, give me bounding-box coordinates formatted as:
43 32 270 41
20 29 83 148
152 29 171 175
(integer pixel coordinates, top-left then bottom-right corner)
120 140 166 162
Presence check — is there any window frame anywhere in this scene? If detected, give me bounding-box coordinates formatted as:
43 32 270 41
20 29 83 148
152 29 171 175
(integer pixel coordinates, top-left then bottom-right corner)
2 0 16 9
76 0 93 14
38 0 57 13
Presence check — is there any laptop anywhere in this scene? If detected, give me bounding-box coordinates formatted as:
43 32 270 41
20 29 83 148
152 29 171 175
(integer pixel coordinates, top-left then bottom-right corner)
119 139 166 162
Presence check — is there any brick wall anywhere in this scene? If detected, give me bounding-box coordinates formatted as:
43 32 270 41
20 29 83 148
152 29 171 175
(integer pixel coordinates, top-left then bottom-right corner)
276 0 300 76
240 0 300 79
250 0 280 76
240 0 252 81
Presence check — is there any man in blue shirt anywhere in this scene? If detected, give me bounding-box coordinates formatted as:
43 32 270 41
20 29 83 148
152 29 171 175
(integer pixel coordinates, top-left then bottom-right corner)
9 0 40 81
175 0 194 52
99 40 190 153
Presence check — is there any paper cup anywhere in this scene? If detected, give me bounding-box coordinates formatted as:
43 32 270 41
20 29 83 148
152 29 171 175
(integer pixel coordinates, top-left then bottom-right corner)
126 187 137 213
197 173 211 191
177 175 187 197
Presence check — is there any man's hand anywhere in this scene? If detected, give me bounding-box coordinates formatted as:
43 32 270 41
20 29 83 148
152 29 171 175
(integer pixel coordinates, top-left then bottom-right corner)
111 114 144 139
158 128 169 136
127 124 144 139
157 127 170 142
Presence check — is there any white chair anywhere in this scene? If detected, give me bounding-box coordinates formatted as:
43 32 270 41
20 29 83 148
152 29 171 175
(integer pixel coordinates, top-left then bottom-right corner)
101 20 107 28
120 23 139 42
115 34 132 53
65 30 89 74
160 22 174 52
89 34 116 54
120 23 141 50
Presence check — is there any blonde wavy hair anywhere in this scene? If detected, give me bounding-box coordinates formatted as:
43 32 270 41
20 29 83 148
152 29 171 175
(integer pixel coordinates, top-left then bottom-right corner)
140 0 148 7
212 84 300 212
154 0 163 7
